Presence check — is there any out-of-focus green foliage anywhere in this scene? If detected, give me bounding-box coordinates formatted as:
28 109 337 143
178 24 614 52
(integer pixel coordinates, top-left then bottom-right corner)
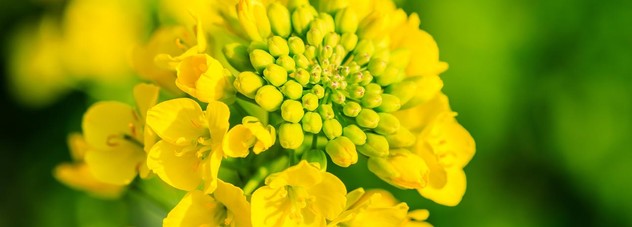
1 0 631 226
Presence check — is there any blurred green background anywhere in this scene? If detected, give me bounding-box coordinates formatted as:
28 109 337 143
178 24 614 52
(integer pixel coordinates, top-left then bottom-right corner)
1 0 631 226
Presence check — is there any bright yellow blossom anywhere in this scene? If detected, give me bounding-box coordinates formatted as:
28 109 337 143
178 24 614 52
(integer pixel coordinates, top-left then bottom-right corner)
164 180 252 227
224 116 276 157
82 83 159 185
54 134 124 198
368 149 430 189
397 94 475 206
251 160 347 226
146 98 236 193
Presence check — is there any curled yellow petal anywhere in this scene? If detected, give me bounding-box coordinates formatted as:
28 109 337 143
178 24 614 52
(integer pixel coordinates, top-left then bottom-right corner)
146 98 208 146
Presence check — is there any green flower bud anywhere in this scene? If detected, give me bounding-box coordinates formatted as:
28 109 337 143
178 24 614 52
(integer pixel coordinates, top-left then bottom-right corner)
376 94 401 112
361 93 383 108
325 136 358 167
268 36 290 57
279 123 304 149
340 33 358 51
342 101 361 117
281 80 303 100
301 149 328 170
263 64 288 87
343 125 366 145
318 103 335 120
375 113 400 135
223 43 253 71
335 8 358 34
255 85 283 111
294 68 311 85
353 40 375 57
286 0 309 11
294 54 310 69
301 111 323 133
234 71 264 98
276 55 296 73
368 58 387 76
307 27 324 46
318 12 336 34
324 33 340 47
347 85 365 99
331 90 346 104
302 93 319 111
386 127 415 148
320 45 334 61
311 84 325 98
291 6 316 36
250 49 275 73
332 45 346 65
376 66 402 86
281 100 305 123
360 71 373 86
323 119 342 139
356 108 379 128
288 36 306 55
365 83 382 95
358 133 389 157
305 46 317 62
268 3 292 38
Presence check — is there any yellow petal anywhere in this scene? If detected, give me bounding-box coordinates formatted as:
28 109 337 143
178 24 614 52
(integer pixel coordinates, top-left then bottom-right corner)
201 150 223 194
82 101 141 150
214 180 252 227
206 100 230 148
417 168 467 207
163 190 223 227
53 163 123 199
133 83 160 121
67 133 89 161
393 93 450 133
146 98 207 146
147 141 202 191
267 160 322 188
224 125 255 158
84 143 145 185
307 172 347 220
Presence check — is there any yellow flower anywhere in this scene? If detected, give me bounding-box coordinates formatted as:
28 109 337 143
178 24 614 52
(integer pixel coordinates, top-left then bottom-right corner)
164 180 251 227
223 116 276 157
329 188 431 227
367 149 429 189
155 18 235 103
54 134 124 198
82 83 159 185
146 98 237 193
397 94 476 206
251 161 347 226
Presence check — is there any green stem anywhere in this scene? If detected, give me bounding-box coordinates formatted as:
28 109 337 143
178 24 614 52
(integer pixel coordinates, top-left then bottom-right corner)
243 166 269 195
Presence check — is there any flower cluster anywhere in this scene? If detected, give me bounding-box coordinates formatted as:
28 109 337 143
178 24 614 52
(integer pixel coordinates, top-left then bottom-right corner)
54 0 475 226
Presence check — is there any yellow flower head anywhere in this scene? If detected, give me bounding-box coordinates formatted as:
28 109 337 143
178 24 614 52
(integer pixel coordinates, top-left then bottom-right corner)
82 83 159 185
251 160 347 226
368 149 430 189
54 134 124 198
164 180 252 227
224 116 276 157
146 98 234 194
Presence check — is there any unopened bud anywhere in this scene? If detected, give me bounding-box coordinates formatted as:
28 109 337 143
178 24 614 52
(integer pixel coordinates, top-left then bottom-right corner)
323 119 342 139
292 6 316 36
325 136 358 167
234 71 264 98
386 127 415 148
367 149 429 189
356 108 379 129
301 111 323 133
250 49 275 73
281 80 303 100
263 64 288 87
281 100 305 123
318 103 335 120
278 123 304 149
340 33 358 51
302 93 319 111
268 36 290 57
368 58 387 76
342 101 361 117
294 68 311 85
294 54 310 69
268 3 292 38
307 27 324 46
302 149 328 170
255 85 283 111
358 133 389 157
361 93 383 108
335 8 358 34
311 84 325 98
376 66 402 86
375 113 400 135
276 55 296 73
343 125 366 145
376 94 401 113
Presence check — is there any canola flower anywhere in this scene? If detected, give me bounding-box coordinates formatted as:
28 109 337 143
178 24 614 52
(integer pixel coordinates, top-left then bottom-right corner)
52 0 475 226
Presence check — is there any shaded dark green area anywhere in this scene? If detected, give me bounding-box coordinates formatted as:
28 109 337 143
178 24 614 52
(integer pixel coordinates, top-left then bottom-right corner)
1 0 631 226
